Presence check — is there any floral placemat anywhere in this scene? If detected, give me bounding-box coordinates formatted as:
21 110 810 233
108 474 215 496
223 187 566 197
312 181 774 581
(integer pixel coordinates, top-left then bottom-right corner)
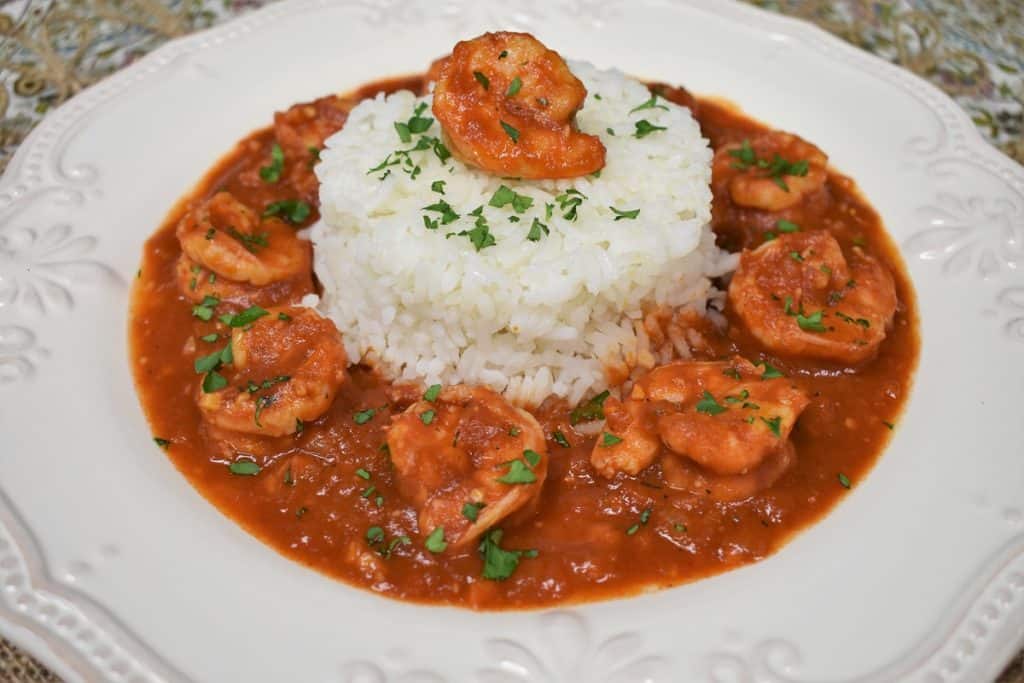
0 0 1021 681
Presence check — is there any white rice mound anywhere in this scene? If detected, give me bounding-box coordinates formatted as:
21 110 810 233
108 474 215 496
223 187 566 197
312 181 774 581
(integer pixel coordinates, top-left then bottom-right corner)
313 61 736 406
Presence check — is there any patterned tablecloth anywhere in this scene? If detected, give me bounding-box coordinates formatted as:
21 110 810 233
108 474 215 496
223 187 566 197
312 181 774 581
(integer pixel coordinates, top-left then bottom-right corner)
0 0 1020 681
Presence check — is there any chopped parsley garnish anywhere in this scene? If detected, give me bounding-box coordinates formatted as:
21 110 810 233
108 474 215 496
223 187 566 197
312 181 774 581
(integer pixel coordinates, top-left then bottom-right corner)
202 371 227 393
497 457 538 485
627 507 653 536
606 127 615 136
500 121 520 143
634 119 667 138
760 415 782 437
835 311 871 328
423 383 442 402
425 527 447 553
506 76 522 97
695 391 727 415
430 180 446 194
361 485 376 499
555 188 586 221
220 306 268 328
570 389 610 425
259 143 284 183
552 430 571 448
278 312 292 322
489 185 534 213
777 219 801 233
473 71 490 90
456 213 496 251
723 367 742 380
263 199 311 225
629 94 668 114
789 251 804 262
838 472 851 489
601 432 623 447
796 309 827 332
609 206 640 221
394 121 412 143
423 199 460 225
759 362 784 379
526 217 549 241
283 466 294 486
479 529 534 581
674 523 688 533
153 437 171 449
295 419 304 435
728 139 809 191
508 426 521 437
724 389 750 404
420 409 436 425
228 460 260 476
883 420 895 430
462 502 484 521
353 409 376 425
227 227 268 253
200 333 219 343
354 468 371 481
366 526 384 543
296 506 308 518
498 50 508 59
523 449 542 467
254 394 274 427
246 376 290 394
191 295 219 321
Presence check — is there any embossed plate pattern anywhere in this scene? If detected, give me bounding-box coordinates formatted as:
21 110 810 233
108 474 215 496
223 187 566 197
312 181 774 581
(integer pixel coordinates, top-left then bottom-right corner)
0 1 1022 681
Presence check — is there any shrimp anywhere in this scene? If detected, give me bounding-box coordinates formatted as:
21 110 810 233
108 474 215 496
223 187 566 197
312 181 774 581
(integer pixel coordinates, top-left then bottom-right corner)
174 253 312 307
591 358 808 500
196 306 348 437
386 385 548 549
431 32 606 179
177 192 311 287
712 132 827 212
729 231 898 364
272 95 355 203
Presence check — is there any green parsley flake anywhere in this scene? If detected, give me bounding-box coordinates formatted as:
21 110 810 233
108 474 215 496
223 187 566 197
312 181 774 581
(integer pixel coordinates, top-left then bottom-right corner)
259 144 284 183
838 472 851 489
263 199 311 225
423 384 442 402
796 309 827 332
420 410 436 425
430 180 446 194
200 333 219 343
191 295 219 321
526 217 549 241
760 416 782 437
473 71 490 90
278 312 292 322
228 460 260 476
355 468 371 480
394 121 412 143
366 526 385 544
552 430 571 448
609 206 640 221
489 185 534 213
497 456 538 485
153 437 171 449
634 119 667 138
601 432 623 447
570 389 610 425
425 527 447 553
523 449 542 467
353 409 376 425
423 199 460 225
500 121 520 143
759 362 785 379
456 213 497 251
498 50 508 59
478 529 533 581
506 76 522 97
695 391 727 415
221 306 268 328
202 370 227 393
776 219 800 233
462 502 484 521
629 94 669 114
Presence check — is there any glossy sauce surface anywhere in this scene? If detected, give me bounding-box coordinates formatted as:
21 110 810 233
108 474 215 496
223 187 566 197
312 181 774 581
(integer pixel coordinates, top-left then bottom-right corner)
130 75 918 608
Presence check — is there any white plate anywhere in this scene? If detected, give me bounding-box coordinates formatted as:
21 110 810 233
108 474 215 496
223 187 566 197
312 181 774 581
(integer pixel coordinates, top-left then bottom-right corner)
1 1 1022 681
